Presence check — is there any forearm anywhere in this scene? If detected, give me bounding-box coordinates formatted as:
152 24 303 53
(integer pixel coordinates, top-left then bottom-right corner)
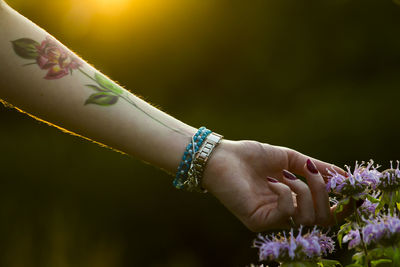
0 3 196 173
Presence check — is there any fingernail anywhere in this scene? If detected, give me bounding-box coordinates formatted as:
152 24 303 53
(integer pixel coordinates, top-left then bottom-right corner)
306 159 319 174
283 170 297 180
356 199 364 208
267 177 279 183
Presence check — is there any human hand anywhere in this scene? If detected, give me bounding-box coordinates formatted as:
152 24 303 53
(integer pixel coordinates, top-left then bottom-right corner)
202 140 351 232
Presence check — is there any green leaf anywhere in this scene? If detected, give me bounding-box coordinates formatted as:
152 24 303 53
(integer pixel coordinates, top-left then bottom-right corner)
342 197 350 205
11 38 40 59
366 194 379 203
335 197 350 217
392 246 400 266
337 222 352 248
352 252 365 263
84 92 119 106
85 84 108 92
320 259 342 267
94 73 123 95
335 204 344 214
344 264 363 267
371 259 392 267
382 246 395 258
395 191 400 203
369 247 386 258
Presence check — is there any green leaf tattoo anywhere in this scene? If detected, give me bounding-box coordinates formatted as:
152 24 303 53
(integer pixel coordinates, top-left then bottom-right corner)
11 38 40 59
85 84 108 92
79 69 122 106
94 73 123 95
85 92 119 106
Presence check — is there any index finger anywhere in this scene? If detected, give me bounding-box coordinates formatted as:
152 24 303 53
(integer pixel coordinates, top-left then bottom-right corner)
285 148 346 180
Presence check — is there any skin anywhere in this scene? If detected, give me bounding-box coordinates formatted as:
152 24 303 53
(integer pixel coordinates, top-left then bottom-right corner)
203 140 351 231
0 1 351 232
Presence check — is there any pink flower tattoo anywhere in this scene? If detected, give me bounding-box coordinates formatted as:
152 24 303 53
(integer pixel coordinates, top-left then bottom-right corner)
12 36 82 79
36 37 82 79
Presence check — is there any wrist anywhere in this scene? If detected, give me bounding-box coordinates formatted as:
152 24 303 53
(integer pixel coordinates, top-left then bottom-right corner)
201 139 236 192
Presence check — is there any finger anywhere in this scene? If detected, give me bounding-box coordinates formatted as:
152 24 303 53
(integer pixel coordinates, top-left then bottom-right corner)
304 159 331 226
286 149 345 180
282 169 315 226
264 177 295 229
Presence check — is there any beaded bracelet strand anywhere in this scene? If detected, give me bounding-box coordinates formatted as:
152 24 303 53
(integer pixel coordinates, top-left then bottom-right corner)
173 127 212 189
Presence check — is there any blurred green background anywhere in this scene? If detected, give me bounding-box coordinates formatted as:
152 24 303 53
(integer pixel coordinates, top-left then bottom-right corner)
1 0 400 266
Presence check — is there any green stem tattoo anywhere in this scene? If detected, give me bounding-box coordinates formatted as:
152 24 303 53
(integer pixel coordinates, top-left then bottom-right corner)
79 68 181 134
11 36 182 135
78 67 96 83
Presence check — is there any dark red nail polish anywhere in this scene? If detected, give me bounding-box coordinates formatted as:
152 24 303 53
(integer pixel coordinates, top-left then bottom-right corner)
283 170 297 180
306 159 319 174
267 177 279 183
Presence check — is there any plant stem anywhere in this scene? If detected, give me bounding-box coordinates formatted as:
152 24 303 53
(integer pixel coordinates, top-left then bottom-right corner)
353 200 371 267
393 245 400 267
389 191 394 216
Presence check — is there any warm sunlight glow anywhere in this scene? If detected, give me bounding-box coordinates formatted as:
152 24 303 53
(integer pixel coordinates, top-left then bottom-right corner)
93 0 132 15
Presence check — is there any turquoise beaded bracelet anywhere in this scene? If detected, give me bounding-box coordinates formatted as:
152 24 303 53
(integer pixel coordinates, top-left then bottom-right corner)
173 127 212 189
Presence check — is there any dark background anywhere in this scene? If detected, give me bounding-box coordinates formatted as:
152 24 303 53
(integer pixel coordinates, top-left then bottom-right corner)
1 0 400 266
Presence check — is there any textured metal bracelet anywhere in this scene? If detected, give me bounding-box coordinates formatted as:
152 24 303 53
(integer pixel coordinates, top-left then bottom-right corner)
185 132 223 193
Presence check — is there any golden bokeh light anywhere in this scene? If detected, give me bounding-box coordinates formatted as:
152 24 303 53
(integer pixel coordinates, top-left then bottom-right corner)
92 0 132 15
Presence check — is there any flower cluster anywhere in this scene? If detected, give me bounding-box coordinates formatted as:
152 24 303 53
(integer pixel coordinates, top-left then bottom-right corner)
378 161 400 192
251 161 400 267
343 214 400 249
326 161 381 197
357 198 378 218
254 227 334 262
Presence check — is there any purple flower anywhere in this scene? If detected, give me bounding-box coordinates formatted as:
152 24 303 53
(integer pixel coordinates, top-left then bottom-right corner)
343 229 361 249
317 231 335 255
326 161 381 197
343 214 400 249
357 198 378 218
253 226 334 262
378 161 400 192
363 215 400 246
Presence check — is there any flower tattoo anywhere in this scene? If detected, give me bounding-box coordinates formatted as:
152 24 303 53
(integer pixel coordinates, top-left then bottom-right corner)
11 36 181 133
12 37 82 79
11 36 129 106
36 37 82 79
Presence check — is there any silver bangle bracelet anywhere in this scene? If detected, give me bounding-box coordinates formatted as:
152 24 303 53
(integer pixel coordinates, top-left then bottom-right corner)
185 132 223 193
